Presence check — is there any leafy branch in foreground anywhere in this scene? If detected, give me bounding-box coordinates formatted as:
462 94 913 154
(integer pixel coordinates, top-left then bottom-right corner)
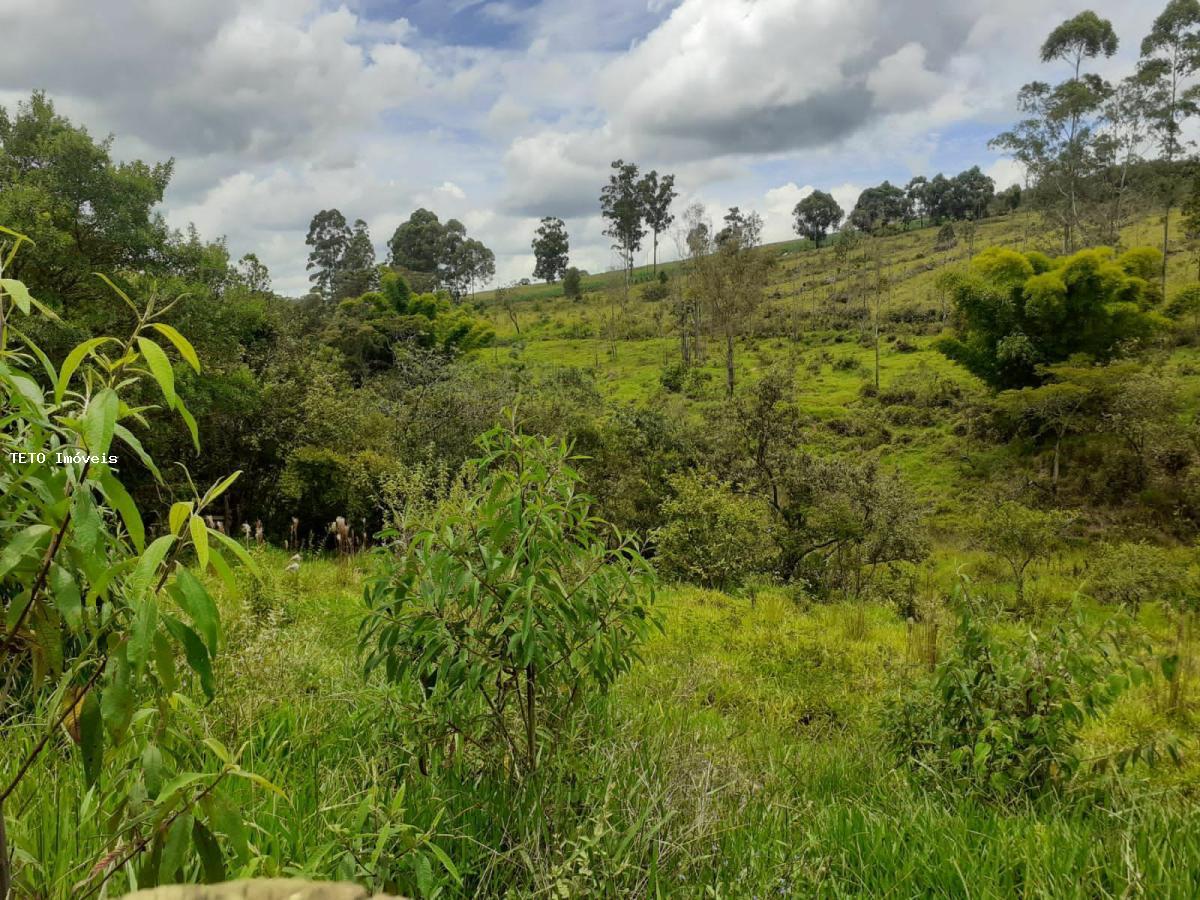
1 231 267 897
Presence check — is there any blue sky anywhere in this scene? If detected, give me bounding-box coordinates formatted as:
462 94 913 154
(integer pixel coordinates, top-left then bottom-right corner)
0 0 1168 294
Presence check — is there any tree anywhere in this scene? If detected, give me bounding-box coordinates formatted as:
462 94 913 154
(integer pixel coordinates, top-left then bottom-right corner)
1138 0 1200 294
0 92 174 310
456 238 495 300
531 216 569 282
361 419 658 778
937 245 1165 389
848 181 909 233
599 159 646 280
1182 172 1200 278
563 266 583 299
332 218 378 300
236 253 271 295
793 190 843 247
949 167 996 220
387 208 445 275
639 170 677 274
974 501 1073 611
693 208 771 396
906 176 930 226
305 208 351 300
991 11 1119 252
653 470 773 589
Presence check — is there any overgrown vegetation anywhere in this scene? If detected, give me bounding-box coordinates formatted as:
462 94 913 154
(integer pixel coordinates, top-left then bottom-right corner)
10 3 1200 896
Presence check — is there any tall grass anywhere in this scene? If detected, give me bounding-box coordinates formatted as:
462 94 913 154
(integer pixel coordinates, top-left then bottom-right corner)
11 552 1200 897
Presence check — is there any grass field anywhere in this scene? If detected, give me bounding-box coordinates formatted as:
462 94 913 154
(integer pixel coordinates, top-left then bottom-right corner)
12 547 1200 897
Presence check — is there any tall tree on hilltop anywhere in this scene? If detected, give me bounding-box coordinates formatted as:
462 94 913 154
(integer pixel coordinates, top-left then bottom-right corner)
639 170 677 274
532 216 570 282
600 159 646 281
333 218 378 300
305 208 351 301
991 10 1119 252
906 176 930 227
793 190 843 247
1138 0 1200 294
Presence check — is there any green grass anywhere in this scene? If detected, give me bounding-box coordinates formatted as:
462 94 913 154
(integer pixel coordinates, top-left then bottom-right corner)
14 551 1200 897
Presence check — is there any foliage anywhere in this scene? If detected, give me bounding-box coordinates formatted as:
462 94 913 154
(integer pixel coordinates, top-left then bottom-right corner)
639 169 677 273
653 470 773 590
531 216 569 283
937 245 1166 389
972 501 1073 612
562 266 583 299
1086 542 1191 612
361 419 658 777
888 596 1155 798
0 232 262 896
599 160 646 277
792 189 843 247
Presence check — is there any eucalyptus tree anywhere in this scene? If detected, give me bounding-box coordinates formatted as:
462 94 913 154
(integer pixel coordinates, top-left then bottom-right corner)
1138 0 1200 293
531 216 569 282
639 169 677 274
599 159 646 282
991 11 1119 252
793 190 844 246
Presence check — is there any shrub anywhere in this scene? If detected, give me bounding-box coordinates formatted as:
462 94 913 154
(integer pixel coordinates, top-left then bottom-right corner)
1086 542 1190 613
653 470 773 589
361 419 657 778
563 266 583 299
888 596 1155 797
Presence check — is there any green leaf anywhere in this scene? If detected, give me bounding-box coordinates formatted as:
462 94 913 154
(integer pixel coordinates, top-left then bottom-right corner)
81 388 119 454
178 403 200 452
169 501 193 537
49 564 82 631
113 424 163 484
192 819 226 884
1 277 32 313
137 336 176 410
153 629 177 694
129 594 159 676
0 523 51 579
429 841 463 885
72 488 102 557
94 272 139 316
151 322 201 373
171 568 219 655
98 472 145 552
128 534 175 602
55 337 114 404
209 528 262 578
206 548 237 598
159 812 193 884
201 471 241 508
163 614 215 700
100 651 134 741
79 689 104 789
143 742 165 798
189 514 209 571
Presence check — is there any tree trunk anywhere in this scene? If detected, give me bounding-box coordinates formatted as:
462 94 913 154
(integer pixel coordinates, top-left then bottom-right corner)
725 327 735 397
1163 204 1171 298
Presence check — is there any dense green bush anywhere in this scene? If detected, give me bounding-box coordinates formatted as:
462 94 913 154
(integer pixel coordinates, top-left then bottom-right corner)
889 598 1153 798
653 470 774 589
938 246 1167 389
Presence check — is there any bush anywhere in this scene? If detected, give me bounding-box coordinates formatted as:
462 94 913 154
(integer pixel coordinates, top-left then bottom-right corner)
1086 542 1190 613
888 596 1153 797
653 470 773 590
361 419 658 778
563 266 583 299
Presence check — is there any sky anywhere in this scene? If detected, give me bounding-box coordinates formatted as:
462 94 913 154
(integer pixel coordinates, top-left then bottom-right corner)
0 0 1168 296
